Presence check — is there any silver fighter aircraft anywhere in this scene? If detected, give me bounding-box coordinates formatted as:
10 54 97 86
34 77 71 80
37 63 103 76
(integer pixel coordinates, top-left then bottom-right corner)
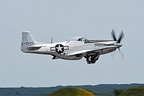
21 30 124 64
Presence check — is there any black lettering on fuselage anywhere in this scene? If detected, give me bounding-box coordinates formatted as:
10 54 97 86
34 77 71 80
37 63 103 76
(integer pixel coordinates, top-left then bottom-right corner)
22 42 34 45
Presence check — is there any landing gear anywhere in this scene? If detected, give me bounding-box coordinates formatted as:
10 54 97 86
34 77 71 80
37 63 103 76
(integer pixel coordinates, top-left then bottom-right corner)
85 53 100 64
86 55 97 64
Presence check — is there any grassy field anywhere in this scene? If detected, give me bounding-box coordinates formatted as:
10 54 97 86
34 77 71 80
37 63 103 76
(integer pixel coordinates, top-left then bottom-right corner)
48 88 96 96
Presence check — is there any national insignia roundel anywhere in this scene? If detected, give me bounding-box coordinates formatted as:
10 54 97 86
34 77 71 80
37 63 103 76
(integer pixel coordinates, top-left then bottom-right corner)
55 44 64 53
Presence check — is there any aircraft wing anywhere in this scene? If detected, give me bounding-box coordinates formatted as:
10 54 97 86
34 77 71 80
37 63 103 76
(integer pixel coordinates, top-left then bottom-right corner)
67 48 101 56
67 49 101 64
67 49 93 56
67 46 117 64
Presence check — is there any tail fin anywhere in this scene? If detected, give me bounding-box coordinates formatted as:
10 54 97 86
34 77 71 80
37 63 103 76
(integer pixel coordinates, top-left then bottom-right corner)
21 31 36 52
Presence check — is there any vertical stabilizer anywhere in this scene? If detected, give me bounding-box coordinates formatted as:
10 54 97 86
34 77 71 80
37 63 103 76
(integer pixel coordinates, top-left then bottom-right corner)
21 31 36 52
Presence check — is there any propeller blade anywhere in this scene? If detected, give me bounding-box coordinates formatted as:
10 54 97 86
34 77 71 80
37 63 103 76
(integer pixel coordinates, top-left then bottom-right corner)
117 31 124 43
119 48 125 59
111 29 117 41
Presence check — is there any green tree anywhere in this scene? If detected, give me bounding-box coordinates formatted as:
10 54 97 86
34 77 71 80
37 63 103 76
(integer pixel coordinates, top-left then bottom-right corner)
114 89 124 96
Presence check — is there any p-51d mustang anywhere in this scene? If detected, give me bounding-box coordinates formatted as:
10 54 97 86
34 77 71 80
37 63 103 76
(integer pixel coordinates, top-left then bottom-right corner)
21 30 124 64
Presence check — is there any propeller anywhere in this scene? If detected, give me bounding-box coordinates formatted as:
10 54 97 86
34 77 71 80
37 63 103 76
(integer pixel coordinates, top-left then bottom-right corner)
111 29 124 43
117 31 124 43
111 29 124 58
111 29 117 41
111 48 125 59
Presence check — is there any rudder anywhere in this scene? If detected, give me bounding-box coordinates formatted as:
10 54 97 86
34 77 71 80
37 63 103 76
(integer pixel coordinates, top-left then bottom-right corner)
21 31 36 52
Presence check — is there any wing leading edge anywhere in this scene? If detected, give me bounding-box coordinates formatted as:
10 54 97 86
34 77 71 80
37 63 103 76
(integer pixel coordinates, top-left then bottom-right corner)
67 49 101 64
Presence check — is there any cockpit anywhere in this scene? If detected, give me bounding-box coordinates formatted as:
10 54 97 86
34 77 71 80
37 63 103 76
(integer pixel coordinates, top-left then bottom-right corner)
67 37 89 43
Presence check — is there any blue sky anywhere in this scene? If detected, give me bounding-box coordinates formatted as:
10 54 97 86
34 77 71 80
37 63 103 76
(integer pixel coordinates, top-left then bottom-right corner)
0 0 144 87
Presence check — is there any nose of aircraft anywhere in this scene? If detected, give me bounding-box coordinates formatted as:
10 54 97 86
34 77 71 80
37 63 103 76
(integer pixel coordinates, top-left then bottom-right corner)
116 43 122 48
